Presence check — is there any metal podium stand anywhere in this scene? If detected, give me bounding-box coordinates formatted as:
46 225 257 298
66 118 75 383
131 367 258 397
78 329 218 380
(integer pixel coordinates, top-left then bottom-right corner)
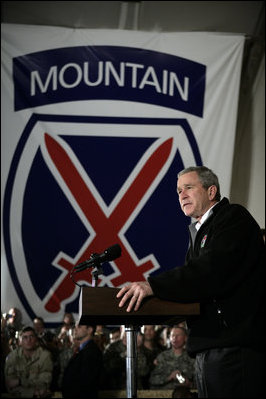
78 286 200 398
125 325 138 398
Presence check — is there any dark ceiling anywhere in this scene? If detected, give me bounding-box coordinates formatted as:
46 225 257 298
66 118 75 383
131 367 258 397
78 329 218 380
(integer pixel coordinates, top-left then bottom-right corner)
1 1 265 90
1 1 264 34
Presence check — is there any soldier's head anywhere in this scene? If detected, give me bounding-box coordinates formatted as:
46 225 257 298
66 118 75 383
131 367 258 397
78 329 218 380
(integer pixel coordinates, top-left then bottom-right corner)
141 325 156 341
19 326 38 353
169 326 187 350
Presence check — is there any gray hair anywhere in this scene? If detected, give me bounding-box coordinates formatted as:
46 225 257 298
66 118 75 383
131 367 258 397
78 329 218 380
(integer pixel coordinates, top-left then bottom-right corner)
177 166 221 201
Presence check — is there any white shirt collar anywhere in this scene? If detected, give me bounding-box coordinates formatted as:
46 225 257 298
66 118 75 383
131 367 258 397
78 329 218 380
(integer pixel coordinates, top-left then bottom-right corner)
195 203 218 231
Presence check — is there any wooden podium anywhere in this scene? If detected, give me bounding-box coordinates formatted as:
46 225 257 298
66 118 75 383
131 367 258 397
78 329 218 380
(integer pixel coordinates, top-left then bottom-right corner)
78 286 200 398
78 286 200 325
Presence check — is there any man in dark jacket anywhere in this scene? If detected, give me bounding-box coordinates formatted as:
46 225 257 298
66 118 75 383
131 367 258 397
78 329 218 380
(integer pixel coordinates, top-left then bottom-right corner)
117 166 265 398
61 324 103 398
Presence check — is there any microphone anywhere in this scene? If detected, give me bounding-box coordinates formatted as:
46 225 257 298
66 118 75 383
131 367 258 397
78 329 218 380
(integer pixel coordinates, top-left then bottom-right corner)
74 244 122 273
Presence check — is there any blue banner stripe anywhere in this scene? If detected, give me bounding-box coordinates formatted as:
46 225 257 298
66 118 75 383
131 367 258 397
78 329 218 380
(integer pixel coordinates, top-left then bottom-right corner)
13 46 206 117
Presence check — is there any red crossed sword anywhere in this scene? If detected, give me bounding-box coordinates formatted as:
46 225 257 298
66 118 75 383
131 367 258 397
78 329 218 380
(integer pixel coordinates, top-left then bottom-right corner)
43 132 173 312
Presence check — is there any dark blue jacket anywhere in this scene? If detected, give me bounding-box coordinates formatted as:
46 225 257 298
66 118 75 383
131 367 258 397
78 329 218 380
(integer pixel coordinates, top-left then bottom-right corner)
62 339 103 398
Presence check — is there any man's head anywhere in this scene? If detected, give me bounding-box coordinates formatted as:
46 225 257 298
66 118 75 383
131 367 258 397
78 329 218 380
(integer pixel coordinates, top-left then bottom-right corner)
109 327 121 344
19 326 38 353
170 326 187 350
63 312 75 326
142 325 156 341
33 317 45 334
177 166 220 220
7 307 22 326
74 324 95 344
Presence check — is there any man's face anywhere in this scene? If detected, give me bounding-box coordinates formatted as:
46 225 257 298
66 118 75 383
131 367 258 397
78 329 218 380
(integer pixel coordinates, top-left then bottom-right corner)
110 330 120 343
170 328 186 349
74 325 90 341
33 319 44 333
20 331 37 351
7 308 17 324
143 325 155 341
177 171 214 220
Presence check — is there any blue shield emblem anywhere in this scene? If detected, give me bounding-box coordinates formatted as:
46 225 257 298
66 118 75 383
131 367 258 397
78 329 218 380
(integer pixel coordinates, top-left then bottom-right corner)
3 114 202 325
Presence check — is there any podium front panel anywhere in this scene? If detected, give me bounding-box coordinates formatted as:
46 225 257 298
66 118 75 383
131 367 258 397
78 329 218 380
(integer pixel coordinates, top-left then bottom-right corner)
78 286 200 325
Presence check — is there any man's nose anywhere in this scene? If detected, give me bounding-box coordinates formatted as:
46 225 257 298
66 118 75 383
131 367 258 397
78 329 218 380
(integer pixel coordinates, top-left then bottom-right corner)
179 191 187 200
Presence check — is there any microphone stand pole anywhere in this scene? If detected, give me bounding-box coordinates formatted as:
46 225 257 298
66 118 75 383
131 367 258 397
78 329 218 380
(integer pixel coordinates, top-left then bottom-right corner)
90 253 102 287
125 324 138 398
91 266 103 287
91 264 138 398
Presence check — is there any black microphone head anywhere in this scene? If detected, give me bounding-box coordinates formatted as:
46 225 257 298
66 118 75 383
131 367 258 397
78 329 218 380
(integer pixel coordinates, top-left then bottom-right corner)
104 244 122 261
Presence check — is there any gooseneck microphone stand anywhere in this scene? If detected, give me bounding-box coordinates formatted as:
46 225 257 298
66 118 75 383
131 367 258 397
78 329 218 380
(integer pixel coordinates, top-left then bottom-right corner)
90 260 138 398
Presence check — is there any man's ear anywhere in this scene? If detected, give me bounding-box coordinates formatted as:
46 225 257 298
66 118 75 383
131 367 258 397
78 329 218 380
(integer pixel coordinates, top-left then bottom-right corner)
208 185 217 200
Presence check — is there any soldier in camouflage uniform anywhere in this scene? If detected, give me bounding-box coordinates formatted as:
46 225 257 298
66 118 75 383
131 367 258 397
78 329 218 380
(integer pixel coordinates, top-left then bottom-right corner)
149 326 195 390
138 325 165 389
4 326 53 397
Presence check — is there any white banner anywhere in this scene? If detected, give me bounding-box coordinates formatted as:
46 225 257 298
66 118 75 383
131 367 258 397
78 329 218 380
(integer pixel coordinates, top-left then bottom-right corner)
1 24 244 326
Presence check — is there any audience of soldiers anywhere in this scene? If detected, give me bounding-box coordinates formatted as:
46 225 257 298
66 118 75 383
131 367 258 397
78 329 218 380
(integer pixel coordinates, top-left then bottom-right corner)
1 308 196 397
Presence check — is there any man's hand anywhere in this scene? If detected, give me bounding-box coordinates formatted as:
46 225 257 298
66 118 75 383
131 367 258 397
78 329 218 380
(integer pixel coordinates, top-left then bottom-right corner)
116 281 154 312
169 370 181 381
